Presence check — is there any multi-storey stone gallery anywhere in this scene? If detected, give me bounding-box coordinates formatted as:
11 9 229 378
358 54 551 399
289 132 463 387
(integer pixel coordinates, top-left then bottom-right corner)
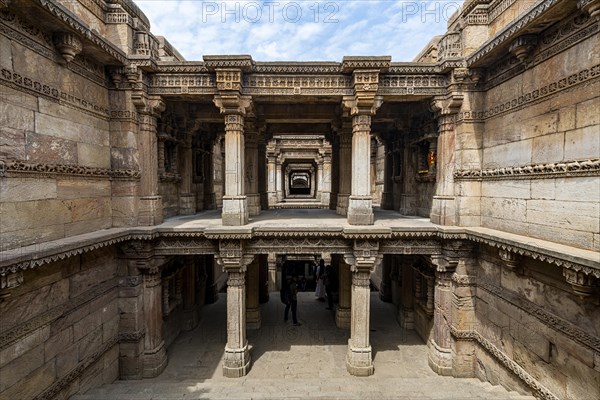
0 0 599 399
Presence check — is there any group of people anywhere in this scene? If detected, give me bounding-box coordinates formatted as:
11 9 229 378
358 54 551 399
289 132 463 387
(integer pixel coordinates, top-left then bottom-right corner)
281 258 336 326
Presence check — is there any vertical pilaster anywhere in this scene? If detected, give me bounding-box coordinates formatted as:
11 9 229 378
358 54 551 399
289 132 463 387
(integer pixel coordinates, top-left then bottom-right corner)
179 136 196 215
381 140 394 210
322 152 332 207
430 95 463 225
267 253 277 292
399 256 415 329
182 256 199 331
245 127 261 216
267 152 277 207
379 254 392 302
275 158 283 202
136 96 166 226
246 257 261 329
141 268 167 377
335 257 351 329
336 125 352 215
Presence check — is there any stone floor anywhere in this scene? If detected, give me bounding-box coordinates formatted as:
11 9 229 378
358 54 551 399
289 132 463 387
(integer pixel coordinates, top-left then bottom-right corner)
73 292 535 400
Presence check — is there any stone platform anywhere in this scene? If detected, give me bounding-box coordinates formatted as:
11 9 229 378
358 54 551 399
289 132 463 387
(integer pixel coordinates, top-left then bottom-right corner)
73 292 534 400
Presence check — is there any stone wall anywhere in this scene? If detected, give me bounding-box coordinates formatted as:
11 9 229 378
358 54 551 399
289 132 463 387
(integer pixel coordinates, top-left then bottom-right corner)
0 9 119 251
0 247 119 399
474 246 600 399
475 21 599 251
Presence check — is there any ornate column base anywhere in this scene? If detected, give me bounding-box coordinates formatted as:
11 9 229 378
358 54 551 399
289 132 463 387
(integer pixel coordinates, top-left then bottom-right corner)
139 196 163 226
182 305 200 331
346 342 374 376
336 193 349 216
179 193 197 215
119 340 144 380
321 192 330 207
428 338 453 376
246 307 261 330
223 343 251 378
335 306 351 329
142 341 167 378
222 196 249 226
247 194 261 216
430 196 456 225
347 196 374 225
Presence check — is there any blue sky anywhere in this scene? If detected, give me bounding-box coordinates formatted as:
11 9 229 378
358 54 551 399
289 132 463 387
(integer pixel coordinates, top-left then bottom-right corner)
136 0 465 62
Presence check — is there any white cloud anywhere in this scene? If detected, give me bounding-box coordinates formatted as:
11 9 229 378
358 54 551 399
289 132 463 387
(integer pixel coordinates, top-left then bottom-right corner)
135 0 464 61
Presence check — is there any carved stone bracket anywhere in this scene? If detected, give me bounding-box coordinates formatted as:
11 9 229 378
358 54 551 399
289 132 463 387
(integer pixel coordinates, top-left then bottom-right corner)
53 32 82 64
563 268 598 298
509 34 538 64
579 0 600 19
216 239 255 272
499 248 522 274
345 240 382 272
0 271 23 300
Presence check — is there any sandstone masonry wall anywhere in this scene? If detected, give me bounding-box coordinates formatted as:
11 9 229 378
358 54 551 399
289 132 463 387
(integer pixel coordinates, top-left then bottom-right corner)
479 32 599 251
0 247 120 399
474 247 600 399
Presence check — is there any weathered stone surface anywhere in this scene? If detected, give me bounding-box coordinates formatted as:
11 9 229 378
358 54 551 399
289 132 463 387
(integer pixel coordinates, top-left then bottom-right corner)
0 177 57 202
0 126 26 159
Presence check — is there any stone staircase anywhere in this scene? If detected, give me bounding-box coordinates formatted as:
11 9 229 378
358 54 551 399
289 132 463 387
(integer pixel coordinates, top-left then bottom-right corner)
73 376 536 399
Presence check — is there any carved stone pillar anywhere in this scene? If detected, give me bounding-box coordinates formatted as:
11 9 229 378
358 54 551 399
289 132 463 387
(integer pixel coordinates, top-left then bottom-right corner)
399 256 415 329
381 142 394 210
182 256 199 331
343 66 384 225
428 250 458 376
345 241 380 376
245 127 260 216
430 95 463 225
141 268 167 377
267 253 277 292
246 257 261 329
321 153 332 207
336 125 352 215
214 95 252 225
317 157 324 201
379 254 392 303
335 257 351 329
179 137 196 215
450 244 477 378
217 240 253 377
267 153 277 207
135 94 166 226
275 157 283 202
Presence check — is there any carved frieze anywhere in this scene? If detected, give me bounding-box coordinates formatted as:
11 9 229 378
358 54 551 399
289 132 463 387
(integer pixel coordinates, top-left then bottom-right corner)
454 159 600 180
0 67 110 118
0 159 141 180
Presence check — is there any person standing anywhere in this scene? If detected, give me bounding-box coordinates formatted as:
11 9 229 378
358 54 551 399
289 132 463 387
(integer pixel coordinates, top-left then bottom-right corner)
314 259 326 301
284 275 301 326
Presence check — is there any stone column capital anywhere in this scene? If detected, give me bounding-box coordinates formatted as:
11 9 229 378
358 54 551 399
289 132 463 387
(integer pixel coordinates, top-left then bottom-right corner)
430 95 463 120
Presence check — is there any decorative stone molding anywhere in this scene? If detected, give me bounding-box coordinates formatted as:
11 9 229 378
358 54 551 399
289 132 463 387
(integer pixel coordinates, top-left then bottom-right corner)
0 159 141 179
579 0 600 19
467 0 561 66
119 330 146 342
0 271 23 300
498 248 522 273
0 67 110 118
479 63 599 119
0 278 117 350
53 31 82 64
35 0 128 64
450 327 559 400
563 268 598 297
33 336 119 400
455 159 600 180
204 55 254 71
478 280 600 352
508 34 537 64
341 56 391 72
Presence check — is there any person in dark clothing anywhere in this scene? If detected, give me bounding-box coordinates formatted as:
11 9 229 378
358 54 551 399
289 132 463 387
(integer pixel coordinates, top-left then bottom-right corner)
284 275 301 326
324 264 335 310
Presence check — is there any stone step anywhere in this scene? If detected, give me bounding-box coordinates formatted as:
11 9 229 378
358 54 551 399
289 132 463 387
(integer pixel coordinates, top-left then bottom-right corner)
73 377 536 400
